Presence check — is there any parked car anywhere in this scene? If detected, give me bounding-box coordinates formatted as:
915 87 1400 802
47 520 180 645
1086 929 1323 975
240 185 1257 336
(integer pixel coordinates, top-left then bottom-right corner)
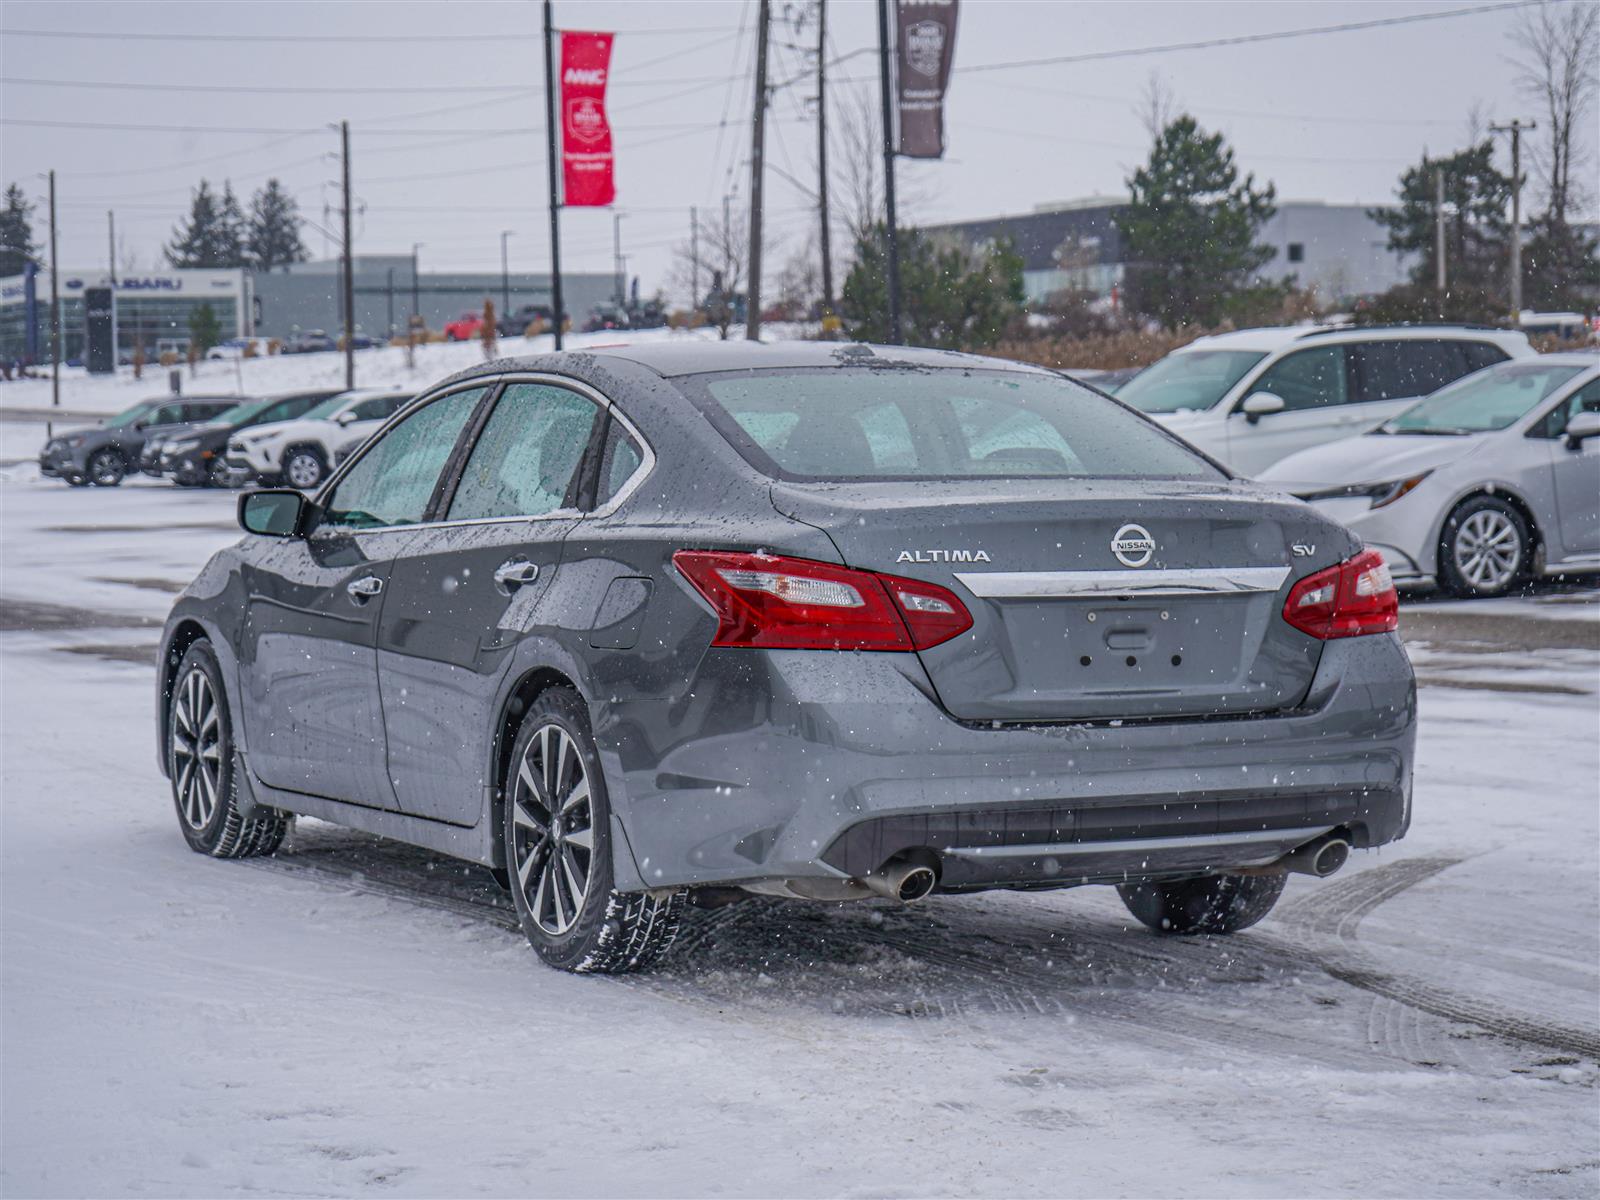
159 342 1414 975
445 311 485 342
496 304 559 339
282 330 338 355
582 304 630 333
156 389 345 488
40 396 243 487
224 388 414 489
1261 353 1600 596
1118 324 1534 476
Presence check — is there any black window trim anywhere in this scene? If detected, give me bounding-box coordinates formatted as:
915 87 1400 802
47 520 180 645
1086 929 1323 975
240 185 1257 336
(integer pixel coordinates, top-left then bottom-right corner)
1524 371 1600 440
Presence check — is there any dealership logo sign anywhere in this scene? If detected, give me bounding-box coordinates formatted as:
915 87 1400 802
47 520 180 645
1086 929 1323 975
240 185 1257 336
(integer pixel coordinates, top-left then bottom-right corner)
119 277 183 291
1111 524 1155 568
565 96 607 144
904 20 947 77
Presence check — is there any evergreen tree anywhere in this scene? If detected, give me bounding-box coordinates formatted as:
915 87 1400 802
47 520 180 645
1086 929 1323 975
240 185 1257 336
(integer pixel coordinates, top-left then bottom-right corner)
166 180 246 268
0 183 39 277
841 225 1023 349
188 302 222 354
1118 116 1278 331
1369 142 1510 293
246 179 308 271
1520 216 1600 313
219 182 247 265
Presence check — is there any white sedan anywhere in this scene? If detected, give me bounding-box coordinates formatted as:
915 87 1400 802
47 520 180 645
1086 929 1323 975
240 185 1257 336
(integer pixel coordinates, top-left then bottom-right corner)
1260 353 1600 597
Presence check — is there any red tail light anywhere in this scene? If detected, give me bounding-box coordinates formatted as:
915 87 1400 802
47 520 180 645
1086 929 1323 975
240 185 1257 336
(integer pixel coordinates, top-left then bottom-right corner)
673 550 973 651
1282 548 1399 639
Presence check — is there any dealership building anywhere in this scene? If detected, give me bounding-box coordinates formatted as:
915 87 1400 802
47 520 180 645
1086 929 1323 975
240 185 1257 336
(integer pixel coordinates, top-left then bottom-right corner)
924 197 1415 306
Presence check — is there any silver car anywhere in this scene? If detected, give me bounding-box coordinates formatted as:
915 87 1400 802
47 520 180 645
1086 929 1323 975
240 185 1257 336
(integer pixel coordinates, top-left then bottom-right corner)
1262 353 1600 596
158 342 1415 974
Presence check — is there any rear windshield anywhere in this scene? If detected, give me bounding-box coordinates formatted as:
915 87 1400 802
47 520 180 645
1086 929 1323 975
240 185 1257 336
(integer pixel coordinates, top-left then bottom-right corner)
1118 348 1267 413
685 368 1222 481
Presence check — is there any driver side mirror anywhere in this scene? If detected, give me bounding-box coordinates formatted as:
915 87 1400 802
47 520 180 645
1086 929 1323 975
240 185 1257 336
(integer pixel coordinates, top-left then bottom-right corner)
1240 392 1287 424
336 410 359 426
1564 410 1600 449
239 489 310 538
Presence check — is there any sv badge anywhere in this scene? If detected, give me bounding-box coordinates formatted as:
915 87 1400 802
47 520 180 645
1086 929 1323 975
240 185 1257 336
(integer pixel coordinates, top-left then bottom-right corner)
1292 544 1316 557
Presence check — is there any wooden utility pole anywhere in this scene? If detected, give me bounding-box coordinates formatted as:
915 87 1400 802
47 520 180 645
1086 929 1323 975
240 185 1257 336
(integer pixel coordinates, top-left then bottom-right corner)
690 205 700 309
746 0 771 341
875 0 901 344
48 169 59 410
340 120 355 390
543 0 565 350
1434 166 1446 295
817 0 833 319
1490 118 1535 323
107 209 117 285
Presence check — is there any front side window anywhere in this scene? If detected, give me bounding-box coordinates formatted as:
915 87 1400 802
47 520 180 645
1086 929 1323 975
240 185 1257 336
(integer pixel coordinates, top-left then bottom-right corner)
320 387 486 528
1249 346 1349 411
1352 340 1469 402
1117 349 1267 413
689 368 1222 481
1533 377 1600 439
1385 362 1585 436
149 403 190 426
447 384 600 521
104 400 162 429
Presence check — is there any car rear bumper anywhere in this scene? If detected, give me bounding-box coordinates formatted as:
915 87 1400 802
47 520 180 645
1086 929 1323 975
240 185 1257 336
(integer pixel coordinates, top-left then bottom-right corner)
598 633 1416 894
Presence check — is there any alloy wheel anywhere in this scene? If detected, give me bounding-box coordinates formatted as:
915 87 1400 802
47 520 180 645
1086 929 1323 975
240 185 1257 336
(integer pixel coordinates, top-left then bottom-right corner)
285 452 322 489
89 450 124 486
1453 509 1521 591
510 723 595 936
172 668 223 830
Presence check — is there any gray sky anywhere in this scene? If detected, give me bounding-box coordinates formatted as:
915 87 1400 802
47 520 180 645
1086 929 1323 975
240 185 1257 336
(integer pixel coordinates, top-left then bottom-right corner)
2 0 1585 300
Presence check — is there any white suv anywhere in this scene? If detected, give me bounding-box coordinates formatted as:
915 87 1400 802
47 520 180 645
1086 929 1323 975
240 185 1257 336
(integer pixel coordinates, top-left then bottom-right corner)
225 388 413 489
1117 325 1535 476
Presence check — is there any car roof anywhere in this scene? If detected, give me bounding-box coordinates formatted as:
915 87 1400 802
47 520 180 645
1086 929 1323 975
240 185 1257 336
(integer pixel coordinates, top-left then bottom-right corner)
1514 350 1600 368
1179 324 1528 353
455 340 1054 381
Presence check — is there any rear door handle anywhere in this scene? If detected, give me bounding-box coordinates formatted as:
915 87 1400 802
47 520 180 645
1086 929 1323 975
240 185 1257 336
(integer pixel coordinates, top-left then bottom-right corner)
494 558 540 592
346 575 384 602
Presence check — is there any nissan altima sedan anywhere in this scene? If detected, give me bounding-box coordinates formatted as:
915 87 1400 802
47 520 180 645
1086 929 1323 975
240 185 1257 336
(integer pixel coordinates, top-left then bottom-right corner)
157 343 1415 973
1261 353 1600 597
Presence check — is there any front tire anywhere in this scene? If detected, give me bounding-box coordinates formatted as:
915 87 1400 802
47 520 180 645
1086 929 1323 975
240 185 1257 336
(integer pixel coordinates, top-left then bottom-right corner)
168 639 287 858
1439 495 1530 598
1117 872 1285 935
503 688 683 973
282 446 326 490
87 448 126 487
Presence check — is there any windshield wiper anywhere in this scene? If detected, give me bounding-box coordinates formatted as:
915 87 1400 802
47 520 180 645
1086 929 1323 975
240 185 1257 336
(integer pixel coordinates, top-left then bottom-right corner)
1387 426 1470 437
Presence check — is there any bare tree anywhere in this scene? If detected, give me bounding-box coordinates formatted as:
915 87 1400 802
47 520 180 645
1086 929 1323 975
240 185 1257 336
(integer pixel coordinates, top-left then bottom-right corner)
1511 1 1600 224
1137 71 1180 140
831 84 883 245
671 202 750 339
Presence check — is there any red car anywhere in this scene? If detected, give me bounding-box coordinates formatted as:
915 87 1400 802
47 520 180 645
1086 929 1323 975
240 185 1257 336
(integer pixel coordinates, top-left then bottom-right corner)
444 310 485 341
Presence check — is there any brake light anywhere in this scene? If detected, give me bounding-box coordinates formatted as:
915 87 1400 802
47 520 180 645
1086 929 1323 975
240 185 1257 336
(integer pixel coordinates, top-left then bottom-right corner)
1282 548 1398 639
673 550 973 651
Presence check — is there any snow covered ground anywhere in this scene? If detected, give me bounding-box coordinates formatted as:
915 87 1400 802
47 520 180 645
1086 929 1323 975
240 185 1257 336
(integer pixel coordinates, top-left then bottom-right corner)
2 384 1598 1196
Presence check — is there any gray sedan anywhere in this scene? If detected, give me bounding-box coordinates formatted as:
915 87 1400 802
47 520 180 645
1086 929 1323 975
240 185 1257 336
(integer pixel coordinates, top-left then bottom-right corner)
157 342 1416 973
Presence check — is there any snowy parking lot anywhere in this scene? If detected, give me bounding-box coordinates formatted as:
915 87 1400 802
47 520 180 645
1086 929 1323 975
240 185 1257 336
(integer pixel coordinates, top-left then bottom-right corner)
2 428 1598 1197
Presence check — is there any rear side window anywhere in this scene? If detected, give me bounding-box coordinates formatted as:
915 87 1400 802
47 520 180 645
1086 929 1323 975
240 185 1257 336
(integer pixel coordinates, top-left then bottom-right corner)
1464 342 1510 372
1352 340 1471 402
350 395 408 422
596 418 645 506
686 369 1221 481
447 384 600 520
321 387 486 528
1250 346 1350 411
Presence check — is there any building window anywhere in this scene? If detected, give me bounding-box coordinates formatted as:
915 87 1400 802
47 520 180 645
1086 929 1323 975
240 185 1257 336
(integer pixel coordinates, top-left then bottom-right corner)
1287 243 1305 263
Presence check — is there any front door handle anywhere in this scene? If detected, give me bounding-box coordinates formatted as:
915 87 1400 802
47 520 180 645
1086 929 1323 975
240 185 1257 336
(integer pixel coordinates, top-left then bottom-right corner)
346 575 384 602
494 558 540 592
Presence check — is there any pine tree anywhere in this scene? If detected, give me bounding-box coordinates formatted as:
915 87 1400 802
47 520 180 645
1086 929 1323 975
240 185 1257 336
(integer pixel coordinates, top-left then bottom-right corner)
188 302 222 354
1369 142 1510 293
166 180 246 269
246 179 308 271
219 182 246 266
842 225 1024 349
0 183 39 277
1118 116 1278 331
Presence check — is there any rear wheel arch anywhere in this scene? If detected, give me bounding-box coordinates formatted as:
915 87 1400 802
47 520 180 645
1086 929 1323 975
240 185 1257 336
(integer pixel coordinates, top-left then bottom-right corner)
491 666 585 861
160 619 212 772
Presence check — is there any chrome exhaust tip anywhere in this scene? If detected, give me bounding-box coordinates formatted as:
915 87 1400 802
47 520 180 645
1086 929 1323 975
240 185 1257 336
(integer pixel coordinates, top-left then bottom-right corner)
1282 832 1351 878
862 859 938 903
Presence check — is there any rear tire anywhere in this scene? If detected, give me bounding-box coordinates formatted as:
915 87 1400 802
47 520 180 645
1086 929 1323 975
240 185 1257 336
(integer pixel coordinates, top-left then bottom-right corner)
1438 495 1530 598
282 446 326 490
168 639 287 858
87 448 126 487
503 688 683 973
1117 872 1285 935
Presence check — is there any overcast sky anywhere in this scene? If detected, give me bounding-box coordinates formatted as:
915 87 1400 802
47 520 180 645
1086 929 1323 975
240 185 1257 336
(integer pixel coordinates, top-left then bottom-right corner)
2 0 1588 300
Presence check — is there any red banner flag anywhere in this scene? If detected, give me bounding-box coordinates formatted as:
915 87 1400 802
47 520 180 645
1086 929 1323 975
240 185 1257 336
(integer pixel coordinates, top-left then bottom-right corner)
559 31 615 207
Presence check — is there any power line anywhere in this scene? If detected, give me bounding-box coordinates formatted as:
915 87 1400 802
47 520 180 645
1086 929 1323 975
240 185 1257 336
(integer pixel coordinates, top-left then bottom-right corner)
0 25 731 44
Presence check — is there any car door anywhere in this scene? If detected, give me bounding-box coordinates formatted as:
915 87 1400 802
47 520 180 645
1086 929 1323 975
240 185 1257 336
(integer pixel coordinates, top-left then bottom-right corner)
1225 344 1355 474
376 379 605 824
1533 378 1600 559
240 386 484 807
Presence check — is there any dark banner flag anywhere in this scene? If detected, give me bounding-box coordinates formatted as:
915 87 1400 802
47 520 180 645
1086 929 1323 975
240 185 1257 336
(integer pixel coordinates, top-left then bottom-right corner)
559 31 616 207
896 0 958 159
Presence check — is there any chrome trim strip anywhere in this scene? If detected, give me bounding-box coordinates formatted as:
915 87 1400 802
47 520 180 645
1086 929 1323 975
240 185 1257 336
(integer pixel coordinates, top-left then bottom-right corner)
952 565 1290 598
943 825 1333 860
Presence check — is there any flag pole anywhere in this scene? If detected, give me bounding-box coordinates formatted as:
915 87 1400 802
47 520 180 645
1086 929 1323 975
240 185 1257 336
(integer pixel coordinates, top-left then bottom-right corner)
876 0 901 345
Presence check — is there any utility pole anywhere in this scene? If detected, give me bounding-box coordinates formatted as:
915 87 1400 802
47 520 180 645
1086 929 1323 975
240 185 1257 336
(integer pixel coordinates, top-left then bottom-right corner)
690 206 700 309
817 0 833 321
1490 118 1534 323
411 243 422 327
107 209 117 285
875 0 901 344
1434 165 1446 295
543 0 565 350
48 169 59 410
612 212 626 306
386 267 395 337
340 120 355 390
746 0 771 342
499 229 514 315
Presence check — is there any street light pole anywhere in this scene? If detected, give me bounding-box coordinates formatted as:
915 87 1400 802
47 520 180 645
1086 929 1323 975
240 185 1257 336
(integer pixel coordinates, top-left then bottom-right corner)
411 242 423 327
612 213 626 306
499 229 515 316
48 169 59 410
340 119 355 391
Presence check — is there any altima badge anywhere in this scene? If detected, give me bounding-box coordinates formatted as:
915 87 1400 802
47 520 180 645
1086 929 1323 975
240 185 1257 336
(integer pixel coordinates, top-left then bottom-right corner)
896 549 992 563
1111 524 1155 568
